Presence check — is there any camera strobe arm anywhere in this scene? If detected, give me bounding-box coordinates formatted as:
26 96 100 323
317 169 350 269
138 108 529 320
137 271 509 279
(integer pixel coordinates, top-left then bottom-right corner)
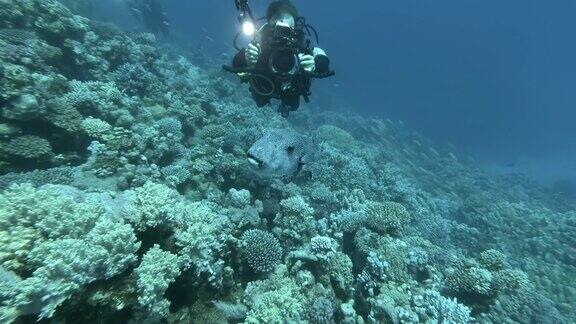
310 70 336 79
235 0 254 21
222 64 335 79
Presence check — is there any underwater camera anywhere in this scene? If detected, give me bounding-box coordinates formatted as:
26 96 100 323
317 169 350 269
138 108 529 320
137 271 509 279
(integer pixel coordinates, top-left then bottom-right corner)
268 24 301 77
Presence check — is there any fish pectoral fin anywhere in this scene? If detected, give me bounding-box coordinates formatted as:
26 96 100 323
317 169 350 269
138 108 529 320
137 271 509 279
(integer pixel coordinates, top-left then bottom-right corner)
296 160 306 173
294 159 312 180
291 170 312 183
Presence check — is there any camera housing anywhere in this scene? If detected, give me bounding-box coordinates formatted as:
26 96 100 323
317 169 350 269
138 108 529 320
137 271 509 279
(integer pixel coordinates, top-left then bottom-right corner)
267 24 302 78
271 24 298 46
269 49 299 77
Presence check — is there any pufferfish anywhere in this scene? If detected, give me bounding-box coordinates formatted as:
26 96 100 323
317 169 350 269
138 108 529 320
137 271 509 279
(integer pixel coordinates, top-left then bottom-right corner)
247 128 316 180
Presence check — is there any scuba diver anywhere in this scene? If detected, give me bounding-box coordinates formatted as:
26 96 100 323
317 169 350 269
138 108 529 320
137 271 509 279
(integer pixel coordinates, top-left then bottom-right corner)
223 0 334 117
127 0 170 36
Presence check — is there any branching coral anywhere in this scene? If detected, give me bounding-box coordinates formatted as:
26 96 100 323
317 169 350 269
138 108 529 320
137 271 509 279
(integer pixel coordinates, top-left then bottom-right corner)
315 124 357 151
307 296 335 324
241 229 283 274
445 266 494 297
478 249 507 272
243 270 305 323
0 184 98 271
122 181 183 231
0 167 75 190
174 200 231 291
419 290 472 323
135 245 181 320
0 183 139 320
3 135 53 159
274 195 317 245
364 201 411 237
62 80 134 126
82 117 112 140
112 62 159 97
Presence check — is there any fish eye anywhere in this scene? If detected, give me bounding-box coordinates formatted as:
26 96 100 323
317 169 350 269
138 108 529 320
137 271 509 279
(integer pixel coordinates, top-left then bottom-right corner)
286 146 295 154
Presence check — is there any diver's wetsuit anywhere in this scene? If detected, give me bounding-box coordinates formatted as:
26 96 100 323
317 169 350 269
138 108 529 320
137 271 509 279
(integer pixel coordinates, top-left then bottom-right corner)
232 25 326 116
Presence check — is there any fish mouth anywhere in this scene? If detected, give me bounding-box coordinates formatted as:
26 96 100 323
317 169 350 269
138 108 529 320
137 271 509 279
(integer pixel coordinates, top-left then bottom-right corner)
247 153 264 168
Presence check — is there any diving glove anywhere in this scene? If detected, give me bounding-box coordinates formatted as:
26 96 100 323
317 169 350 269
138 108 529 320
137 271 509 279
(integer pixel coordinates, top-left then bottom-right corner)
299 53 316 73
312 47 330 74
299 48 329 74
246 43 260 65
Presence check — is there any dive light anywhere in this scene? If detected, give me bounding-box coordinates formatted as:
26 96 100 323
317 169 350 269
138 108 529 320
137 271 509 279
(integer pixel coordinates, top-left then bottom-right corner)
242 19 255 36
235 0 255 36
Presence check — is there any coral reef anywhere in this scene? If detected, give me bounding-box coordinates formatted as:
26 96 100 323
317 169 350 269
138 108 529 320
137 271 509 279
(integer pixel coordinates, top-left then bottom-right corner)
241 229 283 274
0 1 573 323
